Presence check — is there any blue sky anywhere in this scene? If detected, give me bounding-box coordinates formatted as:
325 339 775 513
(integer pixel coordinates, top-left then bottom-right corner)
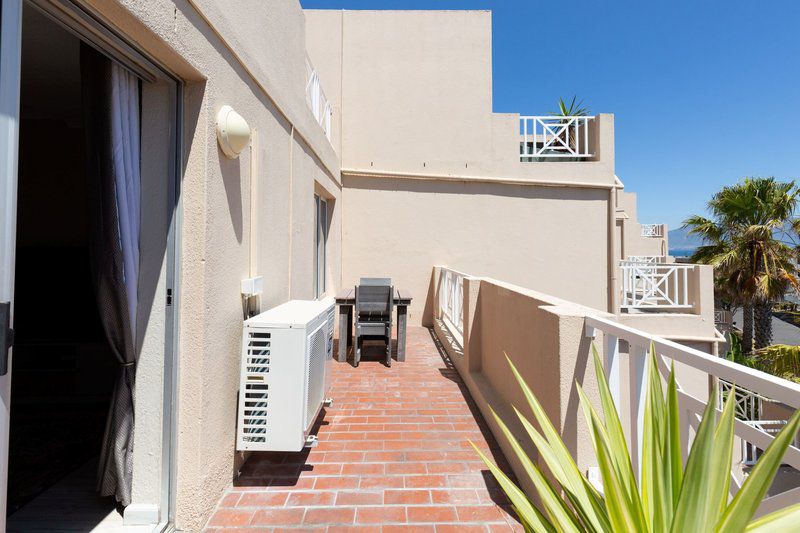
301 0 800 229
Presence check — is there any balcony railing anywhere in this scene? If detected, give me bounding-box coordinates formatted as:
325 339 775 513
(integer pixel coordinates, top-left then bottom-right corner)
641 223 664 238
437 267 465 337
519 116 594 160
305 56 332 141
626 255 664 264
620 260 693 309
432 268 800 516
585 314 800 509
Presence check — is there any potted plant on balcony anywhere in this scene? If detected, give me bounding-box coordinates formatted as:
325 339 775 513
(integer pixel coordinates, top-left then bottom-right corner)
544 95 589 161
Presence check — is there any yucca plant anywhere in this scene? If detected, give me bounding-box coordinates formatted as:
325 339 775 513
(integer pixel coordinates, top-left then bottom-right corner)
550 96 589 118
725 332 758 369
547 96 589 154
472 344 800 532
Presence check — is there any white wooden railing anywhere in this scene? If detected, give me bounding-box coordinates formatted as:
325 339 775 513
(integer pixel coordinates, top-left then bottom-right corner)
620 261 693 309
305 56 332 141
585 315 800 513
641 224 664 238
519 116 594 159
437 267 465 337
626 255 664 264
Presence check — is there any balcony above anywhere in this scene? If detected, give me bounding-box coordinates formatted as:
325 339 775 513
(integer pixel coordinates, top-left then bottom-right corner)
519 115 595 161
620 259 695 311
640 223 665 238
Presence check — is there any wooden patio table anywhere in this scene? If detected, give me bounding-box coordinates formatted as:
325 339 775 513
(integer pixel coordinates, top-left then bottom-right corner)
334 288 413 364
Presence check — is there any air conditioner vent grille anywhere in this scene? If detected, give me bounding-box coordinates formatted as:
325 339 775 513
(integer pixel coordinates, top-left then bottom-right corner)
305 325 327 427
242 331 271 443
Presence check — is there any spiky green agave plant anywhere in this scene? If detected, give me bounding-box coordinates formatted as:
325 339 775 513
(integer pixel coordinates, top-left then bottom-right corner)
472 343 800 532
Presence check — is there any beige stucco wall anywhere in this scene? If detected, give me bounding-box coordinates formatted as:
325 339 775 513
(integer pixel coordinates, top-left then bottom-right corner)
304 9 617 324
305 10 616 187
616 190 668 259
77 1 342 529
342 175 611 325
306 10 492 174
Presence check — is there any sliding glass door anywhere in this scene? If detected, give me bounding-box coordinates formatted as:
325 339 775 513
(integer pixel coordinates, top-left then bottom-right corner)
0 0 22 528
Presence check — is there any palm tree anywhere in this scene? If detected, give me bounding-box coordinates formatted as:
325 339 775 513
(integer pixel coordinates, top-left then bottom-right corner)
684 178 799 352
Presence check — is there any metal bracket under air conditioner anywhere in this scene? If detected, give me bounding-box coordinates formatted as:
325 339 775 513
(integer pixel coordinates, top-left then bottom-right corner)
0 302 13 376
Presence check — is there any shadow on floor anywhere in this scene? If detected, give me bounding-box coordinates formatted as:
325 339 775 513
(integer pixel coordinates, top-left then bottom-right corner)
6 459 125 532
427 328 517 512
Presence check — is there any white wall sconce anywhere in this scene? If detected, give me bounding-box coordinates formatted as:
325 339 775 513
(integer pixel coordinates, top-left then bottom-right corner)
216 105 251 158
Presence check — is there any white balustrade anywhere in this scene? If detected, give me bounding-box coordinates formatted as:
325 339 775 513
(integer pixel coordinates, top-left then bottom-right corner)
519 116 594 159
626 255 663 264
437 267 465 337
585 314 800 512
620 261 693 309
640 224 664 238
305 56 332 141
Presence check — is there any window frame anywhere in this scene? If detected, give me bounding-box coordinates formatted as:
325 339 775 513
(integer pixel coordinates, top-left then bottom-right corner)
314 194 328 299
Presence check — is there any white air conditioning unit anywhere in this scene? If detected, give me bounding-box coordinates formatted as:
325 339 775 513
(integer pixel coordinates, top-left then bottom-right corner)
236 297 335 452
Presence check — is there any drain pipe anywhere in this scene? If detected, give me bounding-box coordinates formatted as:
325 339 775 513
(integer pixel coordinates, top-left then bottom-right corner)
608 186 619 315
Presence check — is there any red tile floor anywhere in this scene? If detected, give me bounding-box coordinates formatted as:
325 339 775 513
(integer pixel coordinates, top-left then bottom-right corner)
205 327 522 532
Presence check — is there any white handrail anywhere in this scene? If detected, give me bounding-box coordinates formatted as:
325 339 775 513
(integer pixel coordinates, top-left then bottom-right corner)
620 261 693 309
585 314 800 509
437 267 465 337
626 255 664 264
519 116 594 159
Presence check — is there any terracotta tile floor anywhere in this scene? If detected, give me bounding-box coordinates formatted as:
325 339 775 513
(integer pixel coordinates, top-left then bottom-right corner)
205 327 521 532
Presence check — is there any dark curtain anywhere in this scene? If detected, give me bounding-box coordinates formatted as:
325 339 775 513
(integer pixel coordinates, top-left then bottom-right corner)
80 43 137 507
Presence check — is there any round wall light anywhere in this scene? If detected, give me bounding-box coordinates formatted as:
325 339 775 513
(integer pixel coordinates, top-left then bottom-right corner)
216 105 251 158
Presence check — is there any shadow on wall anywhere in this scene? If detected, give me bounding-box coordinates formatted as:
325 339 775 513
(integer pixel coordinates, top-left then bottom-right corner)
422 268 436 327
218 143 244 244
562 332 594 455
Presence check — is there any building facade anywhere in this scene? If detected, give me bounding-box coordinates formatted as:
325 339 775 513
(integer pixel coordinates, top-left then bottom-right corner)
0 2 730 531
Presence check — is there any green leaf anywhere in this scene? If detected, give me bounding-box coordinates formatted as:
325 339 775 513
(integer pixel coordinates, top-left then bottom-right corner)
707 383 738 520
665 360 683 511
671 382 720 532
485 408 582 532
577 384 648 531
642 342 669 531
506 354 608 530
470 441 556 533
506 351 613 506
716 408 800 532
578 384 644 532
745 502 800 532
514 407 610 533
589 345 640 508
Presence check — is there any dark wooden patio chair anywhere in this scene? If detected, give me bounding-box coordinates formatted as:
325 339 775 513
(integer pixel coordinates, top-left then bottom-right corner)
354 278 393 367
